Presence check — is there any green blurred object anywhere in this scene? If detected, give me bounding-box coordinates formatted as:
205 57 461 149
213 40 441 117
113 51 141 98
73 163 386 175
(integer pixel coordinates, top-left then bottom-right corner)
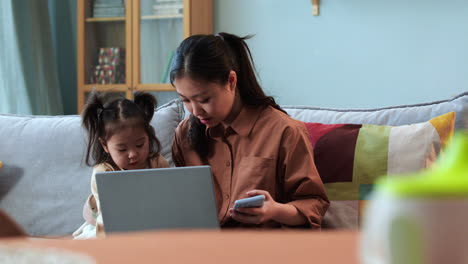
377 131 468 197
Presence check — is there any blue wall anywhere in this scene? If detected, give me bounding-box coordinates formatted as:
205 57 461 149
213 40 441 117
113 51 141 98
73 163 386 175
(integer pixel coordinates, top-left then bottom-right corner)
214 0 468 108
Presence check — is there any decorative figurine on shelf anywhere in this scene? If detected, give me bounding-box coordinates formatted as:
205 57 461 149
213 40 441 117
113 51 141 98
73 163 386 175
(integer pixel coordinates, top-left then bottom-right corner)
89 47 126 85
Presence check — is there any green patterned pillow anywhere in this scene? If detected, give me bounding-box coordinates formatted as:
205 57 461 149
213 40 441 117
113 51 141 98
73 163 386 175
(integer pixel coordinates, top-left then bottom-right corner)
304 112 455 229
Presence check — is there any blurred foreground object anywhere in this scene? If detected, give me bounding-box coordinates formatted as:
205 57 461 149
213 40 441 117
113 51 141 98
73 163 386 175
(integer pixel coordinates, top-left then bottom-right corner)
0 210 26 237
361 131 468 264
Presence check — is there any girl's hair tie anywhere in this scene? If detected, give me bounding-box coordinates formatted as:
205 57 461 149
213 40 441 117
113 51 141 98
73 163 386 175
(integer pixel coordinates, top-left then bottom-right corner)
215 33 224 41
96 107 104 121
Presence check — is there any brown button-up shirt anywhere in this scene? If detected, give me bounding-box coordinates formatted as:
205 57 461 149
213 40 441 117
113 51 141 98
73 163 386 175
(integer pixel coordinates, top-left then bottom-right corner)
172 105 329 229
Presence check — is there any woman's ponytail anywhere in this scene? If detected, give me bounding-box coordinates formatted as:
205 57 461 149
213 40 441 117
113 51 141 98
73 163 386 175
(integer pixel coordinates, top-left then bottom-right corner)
219 32 285 114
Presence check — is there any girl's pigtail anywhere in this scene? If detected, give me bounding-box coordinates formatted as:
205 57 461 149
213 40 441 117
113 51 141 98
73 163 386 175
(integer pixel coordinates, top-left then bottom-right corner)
82 90 105 166
133 92 156 122
133 92 162 159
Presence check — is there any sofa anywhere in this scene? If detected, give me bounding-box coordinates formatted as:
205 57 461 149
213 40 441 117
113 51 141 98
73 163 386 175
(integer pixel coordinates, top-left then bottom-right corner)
0 92 467 236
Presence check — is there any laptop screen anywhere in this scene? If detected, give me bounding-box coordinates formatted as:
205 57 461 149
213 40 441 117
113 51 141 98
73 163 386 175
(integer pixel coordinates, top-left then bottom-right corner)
95 165 219 233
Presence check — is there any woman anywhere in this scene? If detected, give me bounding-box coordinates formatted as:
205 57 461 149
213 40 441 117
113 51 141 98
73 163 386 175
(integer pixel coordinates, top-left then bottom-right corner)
170 32 329 228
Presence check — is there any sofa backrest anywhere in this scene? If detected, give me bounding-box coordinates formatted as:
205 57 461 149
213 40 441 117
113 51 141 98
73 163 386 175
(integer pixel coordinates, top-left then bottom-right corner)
284 92 467 130
0 100 185 236
0 92 466 235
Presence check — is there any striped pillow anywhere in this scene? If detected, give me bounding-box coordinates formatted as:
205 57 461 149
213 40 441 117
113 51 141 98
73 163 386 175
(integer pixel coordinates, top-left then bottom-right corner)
304 112 455 229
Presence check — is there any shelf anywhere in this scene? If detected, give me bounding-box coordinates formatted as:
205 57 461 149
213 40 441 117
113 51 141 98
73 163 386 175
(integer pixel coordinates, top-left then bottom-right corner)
141 14 183 20
83 84 176 92
136 83 175 92
84 14 182 23
86 17 125 22
83 84 129 91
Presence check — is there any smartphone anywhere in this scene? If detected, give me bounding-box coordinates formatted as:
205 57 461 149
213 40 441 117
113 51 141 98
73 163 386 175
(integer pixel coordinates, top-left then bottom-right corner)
233 195 265 210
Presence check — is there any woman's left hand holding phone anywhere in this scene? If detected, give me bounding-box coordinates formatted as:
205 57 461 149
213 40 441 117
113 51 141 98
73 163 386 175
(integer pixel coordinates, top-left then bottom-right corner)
229 190 279 225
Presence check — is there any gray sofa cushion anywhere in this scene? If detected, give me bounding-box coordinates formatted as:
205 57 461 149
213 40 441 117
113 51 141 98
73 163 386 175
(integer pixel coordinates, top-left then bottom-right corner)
0 99 184 236
151 99 185 166
0 114 89 236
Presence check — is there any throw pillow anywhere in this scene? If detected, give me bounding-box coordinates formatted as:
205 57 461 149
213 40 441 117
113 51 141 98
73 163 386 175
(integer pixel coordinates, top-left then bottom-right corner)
304 111 456 229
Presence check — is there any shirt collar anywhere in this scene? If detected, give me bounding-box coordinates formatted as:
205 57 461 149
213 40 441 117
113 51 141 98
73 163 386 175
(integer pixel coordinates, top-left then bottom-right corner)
207 105 264 138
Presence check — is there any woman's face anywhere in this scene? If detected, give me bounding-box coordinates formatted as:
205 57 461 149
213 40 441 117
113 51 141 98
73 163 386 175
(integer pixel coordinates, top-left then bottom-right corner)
175 71 237 128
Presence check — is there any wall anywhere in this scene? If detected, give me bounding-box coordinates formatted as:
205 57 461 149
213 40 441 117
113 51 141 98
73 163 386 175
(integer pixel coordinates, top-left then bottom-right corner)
214 0 468 108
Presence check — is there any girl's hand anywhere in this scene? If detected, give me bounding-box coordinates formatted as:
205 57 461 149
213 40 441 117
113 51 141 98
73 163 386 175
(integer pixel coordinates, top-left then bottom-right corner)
228 190 278 225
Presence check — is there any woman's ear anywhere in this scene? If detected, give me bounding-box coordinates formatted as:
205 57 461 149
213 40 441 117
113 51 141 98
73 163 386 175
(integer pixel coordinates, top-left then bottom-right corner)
99 138 109 153
228 70 237 92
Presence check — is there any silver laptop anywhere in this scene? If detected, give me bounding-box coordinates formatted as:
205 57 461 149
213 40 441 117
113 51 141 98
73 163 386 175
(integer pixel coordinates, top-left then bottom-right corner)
95 165 219 233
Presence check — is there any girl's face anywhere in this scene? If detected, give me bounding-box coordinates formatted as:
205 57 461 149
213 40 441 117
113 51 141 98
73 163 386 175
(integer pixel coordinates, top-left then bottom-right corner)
99 126 150 170
175 71 237 128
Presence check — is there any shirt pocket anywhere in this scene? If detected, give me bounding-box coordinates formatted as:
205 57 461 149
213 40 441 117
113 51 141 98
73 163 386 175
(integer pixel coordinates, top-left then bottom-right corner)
236 157 276 195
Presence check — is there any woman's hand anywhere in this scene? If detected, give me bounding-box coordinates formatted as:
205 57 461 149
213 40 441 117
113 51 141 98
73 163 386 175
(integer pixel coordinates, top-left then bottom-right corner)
228 190 278 225
229 190 308 226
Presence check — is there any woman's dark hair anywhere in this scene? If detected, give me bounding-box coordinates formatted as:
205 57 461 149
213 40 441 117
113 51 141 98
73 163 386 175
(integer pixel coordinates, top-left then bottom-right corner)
81 90 162 167
170 32 285 158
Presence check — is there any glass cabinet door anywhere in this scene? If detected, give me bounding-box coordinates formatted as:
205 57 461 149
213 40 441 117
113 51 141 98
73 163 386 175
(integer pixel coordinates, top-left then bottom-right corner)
78 0 133 112
82 0 131 89
134 0 183 105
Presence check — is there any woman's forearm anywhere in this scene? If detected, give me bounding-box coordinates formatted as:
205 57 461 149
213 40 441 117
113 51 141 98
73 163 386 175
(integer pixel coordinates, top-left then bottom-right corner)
271 203 307 226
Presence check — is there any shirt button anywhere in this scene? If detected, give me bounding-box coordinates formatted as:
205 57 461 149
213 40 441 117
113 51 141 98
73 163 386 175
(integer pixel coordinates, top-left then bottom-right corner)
226 161 231 167
224 194 230 199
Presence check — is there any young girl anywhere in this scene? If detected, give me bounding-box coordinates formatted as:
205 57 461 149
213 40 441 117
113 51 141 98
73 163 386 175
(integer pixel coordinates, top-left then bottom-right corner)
73 91 169 239
171 32 329 228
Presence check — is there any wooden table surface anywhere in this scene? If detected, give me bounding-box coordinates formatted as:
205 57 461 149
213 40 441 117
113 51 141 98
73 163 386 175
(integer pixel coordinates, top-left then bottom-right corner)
3 230 359 264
